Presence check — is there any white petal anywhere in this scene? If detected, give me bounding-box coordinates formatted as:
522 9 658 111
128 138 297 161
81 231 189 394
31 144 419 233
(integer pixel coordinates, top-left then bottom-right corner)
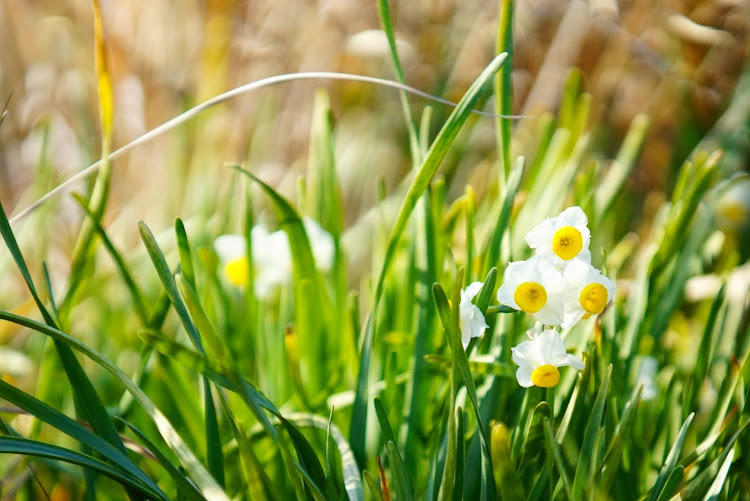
214 235 246 262
536 329 567 364
464 281 484 301
511 339 544 368
525 218 555 250
303 217 335 271
552 353 585 371
496 282 520 310
516 365 535 387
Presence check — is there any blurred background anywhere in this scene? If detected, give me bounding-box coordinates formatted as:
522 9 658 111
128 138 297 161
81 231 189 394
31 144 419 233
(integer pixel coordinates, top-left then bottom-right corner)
1 0 749 282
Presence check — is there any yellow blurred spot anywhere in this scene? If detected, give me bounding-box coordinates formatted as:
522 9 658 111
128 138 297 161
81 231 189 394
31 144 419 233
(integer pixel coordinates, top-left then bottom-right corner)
579 283 608 314
514 282 547 313
531 364 560 387
552 226 583 260
224 257 248 287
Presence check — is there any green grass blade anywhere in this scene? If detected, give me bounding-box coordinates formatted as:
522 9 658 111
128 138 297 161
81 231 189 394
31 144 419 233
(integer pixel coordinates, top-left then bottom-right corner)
433 279 496 500
572 364 612 499
70 193 149 323
0 309 230 500
117 418 206 501
175 218 197 290
0 378 166 499
598 387 642 493
374 398 412 501
483 156 524 275
0 203 128 457
543 418 574 501
138 221 204 350
0 436 166 501
495 0 514 179
647 413 695 501
701 447 734 501
285 413 364 501
517 401 551 481
654 466 684 501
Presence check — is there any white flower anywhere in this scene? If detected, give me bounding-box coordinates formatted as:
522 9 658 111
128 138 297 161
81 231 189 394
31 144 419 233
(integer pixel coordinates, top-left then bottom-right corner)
511 329 585 388
213 217 334 298
634 356 659 401
525 206 591 266
459 282 489 348
560 259 616 328
496 255 564 326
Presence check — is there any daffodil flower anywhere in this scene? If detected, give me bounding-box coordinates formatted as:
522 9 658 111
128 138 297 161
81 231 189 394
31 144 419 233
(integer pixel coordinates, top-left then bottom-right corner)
525 206 591 266
213 217 334 298
511 328 585 388
496 255 564 326
560 259 616 328
459 281 489 348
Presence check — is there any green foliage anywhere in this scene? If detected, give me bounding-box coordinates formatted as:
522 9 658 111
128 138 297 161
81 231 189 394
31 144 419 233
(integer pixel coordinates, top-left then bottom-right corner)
1 1 748 500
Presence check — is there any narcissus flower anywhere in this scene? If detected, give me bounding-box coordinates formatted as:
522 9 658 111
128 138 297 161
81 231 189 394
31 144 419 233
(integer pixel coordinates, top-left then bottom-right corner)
497 255 564 326
511 329 585 388
560 259 616 328
214 217 334 298
459 282 489 348
525 206 591 266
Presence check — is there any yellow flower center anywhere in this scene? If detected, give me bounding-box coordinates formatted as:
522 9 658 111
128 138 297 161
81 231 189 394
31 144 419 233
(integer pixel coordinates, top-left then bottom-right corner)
579 283 608 314
531 364 560 387
514 282 547 313
552 226 583 260
224 257 249 287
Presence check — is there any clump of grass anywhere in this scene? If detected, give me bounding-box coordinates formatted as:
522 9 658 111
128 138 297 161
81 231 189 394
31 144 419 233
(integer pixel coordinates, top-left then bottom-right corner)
1 1 749 500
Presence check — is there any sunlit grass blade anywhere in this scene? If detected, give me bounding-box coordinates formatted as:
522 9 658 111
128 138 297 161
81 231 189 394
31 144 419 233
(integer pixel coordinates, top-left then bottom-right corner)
683 423 747 501
285 413 364 501
572 364 611 499
277 415 331 501
374 398 411 501
70 193 149 324
59 0 115 317
647 413 695 501
556 352 592 443
495 0 514 179
117 418 206 501
593 114 649 222
482 156 524 275
654 466 684 501
517 400 550 482
364 470 384 501
0 379 166 499
0 203 128 457
700 447 735 501
0 436 166 501
0 309 230 500
543 418 574 501
433 277 496 500
597 387 642 493
376 0 418 161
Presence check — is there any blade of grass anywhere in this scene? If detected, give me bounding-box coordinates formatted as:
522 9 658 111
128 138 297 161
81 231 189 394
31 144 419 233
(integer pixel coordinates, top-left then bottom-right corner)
0 309 230 501
0 379 167 500
495 0 514 180
572 364 612 499
647 413 695 501
0 203 128 457
0 437 165 501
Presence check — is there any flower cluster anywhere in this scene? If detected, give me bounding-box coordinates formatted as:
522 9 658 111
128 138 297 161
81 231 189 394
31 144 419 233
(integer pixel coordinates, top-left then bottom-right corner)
214 217 334 298
499 206 614 387
497 206 614 329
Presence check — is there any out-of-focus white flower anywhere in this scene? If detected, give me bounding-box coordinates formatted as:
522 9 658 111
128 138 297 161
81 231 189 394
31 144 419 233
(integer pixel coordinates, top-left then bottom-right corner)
213 217 334 298
511 329 585 388
459 282 489 349
497 255 564 326
560 259 616 328
634 356 659 401
525 206 591 266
